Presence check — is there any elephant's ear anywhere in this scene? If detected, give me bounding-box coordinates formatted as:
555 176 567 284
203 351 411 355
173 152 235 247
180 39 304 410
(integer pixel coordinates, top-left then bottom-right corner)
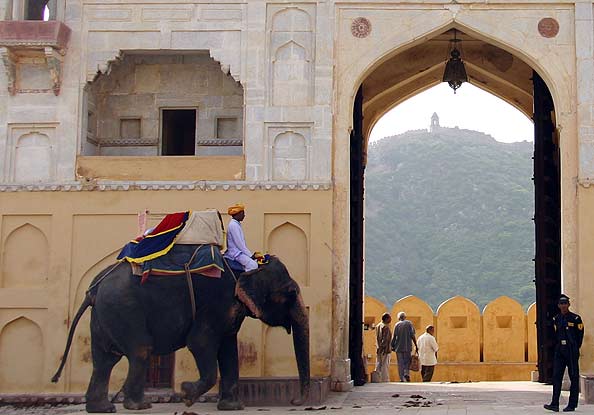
235 272 264 318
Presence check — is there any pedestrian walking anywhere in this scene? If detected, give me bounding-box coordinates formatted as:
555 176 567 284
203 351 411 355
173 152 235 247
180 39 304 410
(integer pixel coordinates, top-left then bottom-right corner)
391 311 417 382
375 313 392 382
417 325 438 382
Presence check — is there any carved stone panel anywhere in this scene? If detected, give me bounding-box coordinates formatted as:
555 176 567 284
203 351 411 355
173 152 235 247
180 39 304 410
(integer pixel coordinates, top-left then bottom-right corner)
267 124 311 181
267 5 315 107
5 124 57 183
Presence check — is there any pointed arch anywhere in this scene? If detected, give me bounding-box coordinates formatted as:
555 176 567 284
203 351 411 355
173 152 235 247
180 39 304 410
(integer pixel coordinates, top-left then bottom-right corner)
267 222 308 286
272 131 307 181
14 132 52 182
272 41 310 107
347 19 566 117
0 317 44 392
1 223 49 288
271 7 312 33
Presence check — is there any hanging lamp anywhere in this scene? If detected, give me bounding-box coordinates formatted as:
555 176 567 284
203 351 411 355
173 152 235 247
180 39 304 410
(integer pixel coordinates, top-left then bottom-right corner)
442 29 468 93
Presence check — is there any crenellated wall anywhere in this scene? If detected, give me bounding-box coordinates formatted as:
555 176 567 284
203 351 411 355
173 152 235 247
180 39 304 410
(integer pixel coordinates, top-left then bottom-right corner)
364 295 536 382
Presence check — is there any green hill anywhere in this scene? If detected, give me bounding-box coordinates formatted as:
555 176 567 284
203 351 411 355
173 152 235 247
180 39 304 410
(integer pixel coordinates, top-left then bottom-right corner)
364 125 535 310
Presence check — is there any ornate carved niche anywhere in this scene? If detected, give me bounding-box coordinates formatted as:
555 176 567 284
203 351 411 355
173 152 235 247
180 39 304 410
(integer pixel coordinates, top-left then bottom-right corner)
267 5 315 107
267 124 311 181
0 21 71 95
5 124 57 183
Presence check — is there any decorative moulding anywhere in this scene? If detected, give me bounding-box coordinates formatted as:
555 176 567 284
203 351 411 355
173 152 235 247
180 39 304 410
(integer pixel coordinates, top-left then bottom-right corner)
0 181 332 192
197 139 243 146
90 48 240 84
0 21 71 96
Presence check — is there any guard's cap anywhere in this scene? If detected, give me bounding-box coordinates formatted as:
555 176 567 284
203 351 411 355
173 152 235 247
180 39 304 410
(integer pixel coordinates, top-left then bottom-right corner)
558 294 570 304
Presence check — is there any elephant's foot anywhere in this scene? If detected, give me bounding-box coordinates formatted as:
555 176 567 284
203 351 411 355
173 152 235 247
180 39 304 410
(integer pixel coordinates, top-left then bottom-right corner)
123 398 152 411
217 399 244 411
86 400 116 413
182 381 198 406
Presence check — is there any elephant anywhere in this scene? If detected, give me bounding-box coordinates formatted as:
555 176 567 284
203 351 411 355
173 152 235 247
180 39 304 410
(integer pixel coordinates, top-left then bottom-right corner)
51 255 310 413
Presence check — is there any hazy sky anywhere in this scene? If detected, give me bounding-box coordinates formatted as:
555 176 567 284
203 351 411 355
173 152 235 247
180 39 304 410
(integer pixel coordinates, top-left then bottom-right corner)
369 83 534 144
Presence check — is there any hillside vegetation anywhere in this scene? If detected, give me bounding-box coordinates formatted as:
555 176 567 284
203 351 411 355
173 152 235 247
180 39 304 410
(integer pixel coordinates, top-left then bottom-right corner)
364 126 535 310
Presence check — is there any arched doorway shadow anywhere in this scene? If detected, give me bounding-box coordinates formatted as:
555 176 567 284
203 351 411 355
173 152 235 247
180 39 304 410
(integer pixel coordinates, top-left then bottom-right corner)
349 27 560 386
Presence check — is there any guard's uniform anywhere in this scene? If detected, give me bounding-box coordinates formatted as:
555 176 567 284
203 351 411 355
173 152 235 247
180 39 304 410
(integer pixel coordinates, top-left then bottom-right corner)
550 310 584 409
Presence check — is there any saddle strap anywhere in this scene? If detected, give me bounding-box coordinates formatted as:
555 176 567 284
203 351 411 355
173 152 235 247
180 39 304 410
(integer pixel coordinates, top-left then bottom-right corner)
184 245 203 321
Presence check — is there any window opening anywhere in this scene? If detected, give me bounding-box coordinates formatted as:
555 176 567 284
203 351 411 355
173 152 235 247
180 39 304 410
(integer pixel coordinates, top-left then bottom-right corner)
161 109 196 156
25 0 50 20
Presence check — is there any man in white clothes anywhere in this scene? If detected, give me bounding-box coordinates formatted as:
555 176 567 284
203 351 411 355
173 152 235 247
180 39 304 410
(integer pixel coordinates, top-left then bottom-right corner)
224 203 258 272
417 325 439 382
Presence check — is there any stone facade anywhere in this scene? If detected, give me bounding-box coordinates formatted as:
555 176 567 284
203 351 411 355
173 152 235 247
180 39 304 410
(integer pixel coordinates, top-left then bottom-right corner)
1 0 594 398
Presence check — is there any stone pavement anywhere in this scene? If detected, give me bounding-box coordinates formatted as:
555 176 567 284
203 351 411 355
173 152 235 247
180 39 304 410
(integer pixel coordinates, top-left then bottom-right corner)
1 382 593 415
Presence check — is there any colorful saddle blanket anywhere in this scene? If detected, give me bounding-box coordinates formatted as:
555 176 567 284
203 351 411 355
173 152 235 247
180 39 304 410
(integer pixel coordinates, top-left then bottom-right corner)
140 244 224 282
117 211 190 263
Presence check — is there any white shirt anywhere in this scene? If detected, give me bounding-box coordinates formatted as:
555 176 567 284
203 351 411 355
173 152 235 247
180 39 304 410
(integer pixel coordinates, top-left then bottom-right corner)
417 332 439 366
224 218 252 260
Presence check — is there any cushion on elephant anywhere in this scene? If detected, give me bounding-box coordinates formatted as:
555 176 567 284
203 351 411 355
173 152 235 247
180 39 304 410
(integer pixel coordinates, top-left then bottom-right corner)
175 211 224 246
140 243 225 282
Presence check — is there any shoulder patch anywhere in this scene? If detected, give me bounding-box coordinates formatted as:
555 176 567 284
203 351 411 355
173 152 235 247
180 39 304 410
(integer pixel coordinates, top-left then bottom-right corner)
578 323 584 330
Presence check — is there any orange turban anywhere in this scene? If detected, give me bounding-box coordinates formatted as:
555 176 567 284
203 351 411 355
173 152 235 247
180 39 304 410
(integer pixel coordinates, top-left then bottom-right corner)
227 203 245 216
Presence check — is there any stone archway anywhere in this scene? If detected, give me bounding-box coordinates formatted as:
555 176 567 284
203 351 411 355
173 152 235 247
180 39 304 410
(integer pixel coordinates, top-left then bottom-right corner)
332 14 574 388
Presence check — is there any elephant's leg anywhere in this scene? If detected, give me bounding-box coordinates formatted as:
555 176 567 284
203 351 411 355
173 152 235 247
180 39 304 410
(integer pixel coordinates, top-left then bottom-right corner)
122 345 153 410
182 329 219 406
85 341 122 413
217 334 243 411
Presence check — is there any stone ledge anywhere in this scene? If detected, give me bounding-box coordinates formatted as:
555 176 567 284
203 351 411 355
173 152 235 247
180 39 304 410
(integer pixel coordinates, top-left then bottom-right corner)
0 377 330 407
0 181 332 192
0 21 71 51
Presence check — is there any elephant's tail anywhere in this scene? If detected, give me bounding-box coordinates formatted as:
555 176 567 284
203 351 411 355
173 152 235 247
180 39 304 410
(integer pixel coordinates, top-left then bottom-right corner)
51 291 93 383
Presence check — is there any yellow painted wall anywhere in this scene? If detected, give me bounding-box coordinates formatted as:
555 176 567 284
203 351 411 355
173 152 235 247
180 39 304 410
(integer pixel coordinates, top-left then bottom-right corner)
0 189 332 393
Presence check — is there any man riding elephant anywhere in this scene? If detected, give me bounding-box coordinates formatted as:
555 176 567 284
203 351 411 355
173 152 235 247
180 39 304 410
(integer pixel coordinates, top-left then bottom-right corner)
224 203 259 272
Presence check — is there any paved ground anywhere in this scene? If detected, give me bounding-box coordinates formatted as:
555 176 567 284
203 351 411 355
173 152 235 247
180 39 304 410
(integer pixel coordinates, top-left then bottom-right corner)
1 382 593 414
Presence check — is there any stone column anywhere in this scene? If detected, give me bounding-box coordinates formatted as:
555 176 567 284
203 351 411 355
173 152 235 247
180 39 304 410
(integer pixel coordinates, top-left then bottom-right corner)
330 61 354 392
574 0 594 374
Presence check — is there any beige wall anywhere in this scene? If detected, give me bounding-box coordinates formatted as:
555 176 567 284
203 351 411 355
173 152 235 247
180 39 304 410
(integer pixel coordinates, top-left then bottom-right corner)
0 188 332 393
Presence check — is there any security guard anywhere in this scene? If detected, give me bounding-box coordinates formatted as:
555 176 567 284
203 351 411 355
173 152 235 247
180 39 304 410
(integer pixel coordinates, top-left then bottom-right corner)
544 294 584 412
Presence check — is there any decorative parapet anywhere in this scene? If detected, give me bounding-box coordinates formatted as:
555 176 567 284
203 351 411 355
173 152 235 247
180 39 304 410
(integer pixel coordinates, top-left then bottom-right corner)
197 139 243 146
0 21 71 50
0 181 332 192
0 21 71 96
90 47 240 84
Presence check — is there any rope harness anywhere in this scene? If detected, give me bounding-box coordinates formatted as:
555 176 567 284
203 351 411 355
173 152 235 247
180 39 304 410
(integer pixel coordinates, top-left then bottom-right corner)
183 245 203 321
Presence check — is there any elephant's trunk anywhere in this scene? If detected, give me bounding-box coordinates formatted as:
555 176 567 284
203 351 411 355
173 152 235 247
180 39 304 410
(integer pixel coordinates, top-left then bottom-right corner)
290 293 310 406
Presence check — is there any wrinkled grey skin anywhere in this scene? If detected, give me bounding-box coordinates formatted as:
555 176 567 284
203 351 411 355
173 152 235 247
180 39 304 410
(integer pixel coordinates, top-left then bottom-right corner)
52 257 310 413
